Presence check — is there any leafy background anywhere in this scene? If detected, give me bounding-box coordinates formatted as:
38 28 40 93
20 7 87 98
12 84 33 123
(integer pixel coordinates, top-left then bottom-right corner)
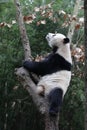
0 0 84 130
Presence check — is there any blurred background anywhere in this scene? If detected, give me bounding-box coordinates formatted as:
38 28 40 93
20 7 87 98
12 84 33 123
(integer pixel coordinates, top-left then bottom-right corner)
0 0 84 130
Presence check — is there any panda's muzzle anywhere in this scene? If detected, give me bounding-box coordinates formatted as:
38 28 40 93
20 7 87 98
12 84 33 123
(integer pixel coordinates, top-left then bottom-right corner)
46 35 50 42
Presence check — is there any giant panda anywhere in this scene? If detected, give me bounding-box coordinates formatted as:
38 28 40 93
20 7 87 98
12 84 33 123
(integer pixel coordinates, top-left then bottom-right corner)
23 33 72 116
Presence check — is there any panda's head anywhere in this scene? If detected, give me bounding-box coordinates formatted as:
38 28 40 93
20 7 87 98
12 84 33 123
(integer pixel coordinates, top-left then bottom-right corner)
46 33 70 48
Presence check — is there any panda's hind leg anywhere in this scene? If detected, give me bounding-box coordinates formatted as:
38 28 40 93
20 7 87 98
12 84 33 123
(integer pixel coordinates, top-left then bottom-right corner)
48 88 63 116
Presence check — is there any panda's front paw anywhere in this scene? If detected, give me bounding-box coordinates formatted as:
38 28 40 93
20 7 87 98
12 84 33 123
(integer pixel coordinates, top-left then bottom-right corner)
22 60 31 69
23 60 30 66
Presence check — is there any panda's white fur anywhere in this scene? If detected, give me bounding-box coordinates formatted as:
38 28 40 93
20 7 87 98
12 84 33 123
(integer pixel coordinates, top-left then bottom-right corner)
36 33 72 97
46 33 72 64
37 70 71 97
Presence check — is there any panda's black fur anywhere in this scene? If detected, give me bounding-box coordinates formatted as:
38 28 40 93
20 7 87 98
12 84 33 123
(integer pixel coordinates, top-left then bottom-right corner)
23 33 72 116
23 50 71 76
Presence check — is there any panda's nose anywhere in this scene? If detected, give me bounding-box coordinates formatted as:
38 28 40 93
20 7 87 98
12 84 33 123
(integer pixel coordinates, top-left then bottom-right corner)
46 34 50 41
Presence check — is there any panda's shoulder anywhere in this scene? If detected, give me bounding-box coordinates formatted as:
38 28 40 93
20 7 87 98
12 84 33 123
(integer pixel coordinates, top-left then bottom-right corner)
50 53 66 61
51 53 71 68
45 53 66 63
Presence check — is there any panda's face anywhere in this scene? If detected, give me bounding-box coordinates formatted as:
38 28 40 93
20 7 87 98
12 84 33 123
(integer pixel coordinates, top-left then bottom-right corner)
46 33 69 48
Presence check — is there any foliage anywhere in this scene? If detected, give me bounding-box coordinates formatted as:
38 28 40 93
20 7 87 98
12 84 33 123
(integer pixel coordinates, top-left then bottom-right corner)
60 76 84 130
0 0 84 130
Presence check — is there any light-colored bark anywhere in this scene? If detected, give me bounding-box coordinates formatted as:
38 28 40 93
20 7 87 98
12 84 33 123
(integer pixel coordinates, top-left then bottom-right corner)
45 112 59 130
67 0 81 43
14 0 31 60
15 67 46 113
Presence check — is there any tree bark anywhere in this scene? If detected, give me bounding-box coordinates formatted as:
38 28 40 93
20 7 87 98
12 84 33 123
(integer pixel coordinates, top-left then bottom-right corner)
84 0 87 129
67 0 81 43
14 0 59 130
14 0 31 60
45 112 59 130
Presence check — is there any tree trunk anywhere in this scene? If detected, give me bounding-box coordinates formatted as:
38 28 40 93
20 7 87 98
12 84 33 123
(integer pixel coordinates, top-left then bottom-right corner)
84 0 87 129
14 0 59 130
45 113 59 130
44 102 59 130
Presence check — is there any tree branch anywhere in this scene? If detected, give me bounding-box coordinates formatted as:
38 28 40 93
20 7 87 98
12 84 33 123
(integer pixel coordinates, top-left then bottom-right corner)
14 0 31 60
67 0 81 43
15 67 46 113
14 0 46 113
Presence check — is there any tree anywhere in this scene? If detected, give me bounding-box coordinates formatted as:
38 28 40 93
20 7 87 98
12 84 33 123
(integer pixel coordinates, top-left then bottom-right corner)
14 0 59 130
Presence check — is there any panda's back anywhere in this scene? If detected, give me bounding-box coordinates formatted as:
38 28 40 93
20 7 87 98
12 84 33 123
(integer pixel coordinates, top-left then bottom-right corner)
37 70 71 96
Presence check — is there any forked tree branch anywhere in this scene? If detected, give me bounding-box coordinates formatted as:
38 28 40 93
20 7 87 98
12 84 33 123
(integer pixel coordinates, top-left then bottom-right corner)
15 67 46 113
14 0 45 113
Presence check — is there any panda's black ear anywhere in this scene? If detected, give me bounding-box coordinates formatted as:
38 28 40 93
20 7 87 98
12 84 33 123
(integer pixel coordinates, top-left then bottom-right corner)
63 38 70 44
